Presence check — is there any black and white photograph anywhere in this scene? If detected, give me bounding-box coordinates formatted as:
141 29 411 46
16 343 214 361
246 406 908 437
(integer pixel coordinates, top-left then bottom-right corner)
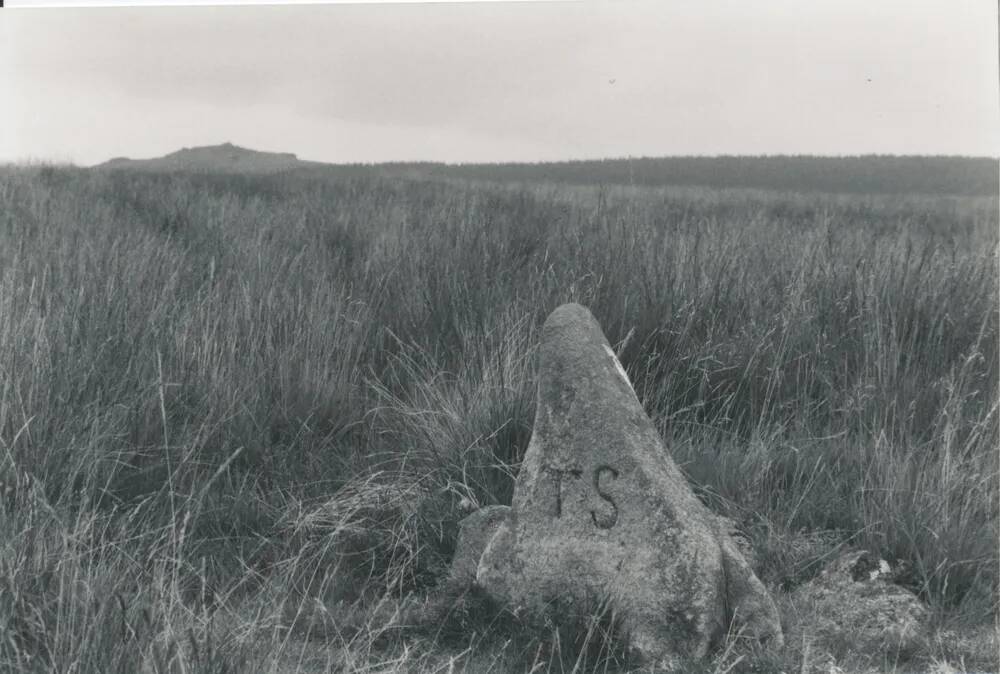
1 1 998 672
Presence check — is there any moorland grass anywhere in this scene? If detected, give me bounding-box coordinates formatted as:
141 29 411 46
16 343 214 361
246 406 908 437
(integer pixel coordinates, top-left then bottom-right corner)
0 164 996 672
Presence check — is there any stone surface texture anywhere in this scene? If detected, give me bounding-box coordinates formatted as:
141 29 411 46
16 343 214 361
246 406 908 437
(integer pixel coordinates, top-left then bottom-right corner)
448 505 511 590
475 303 783 663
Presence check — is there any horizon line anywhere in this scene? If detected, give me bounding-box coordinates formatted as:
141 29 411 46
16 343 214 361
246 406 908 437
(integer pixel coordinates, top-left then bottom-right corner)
2 149 998 169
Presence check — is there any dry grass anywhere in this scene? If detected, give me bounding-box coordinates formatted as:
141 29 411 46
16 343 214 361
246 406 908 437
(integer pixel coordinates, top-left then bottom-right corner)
0 164 996 672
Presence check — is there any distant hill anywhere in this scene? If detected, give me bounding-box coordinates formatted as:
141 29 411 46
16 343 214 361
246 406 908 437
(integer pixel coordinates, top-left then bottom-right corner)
94 142 324 174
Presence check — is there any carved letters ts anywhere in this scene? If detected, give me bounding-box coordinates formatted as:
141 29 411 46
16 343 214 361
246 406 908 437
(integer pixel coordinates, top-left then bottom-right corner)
546 464 619 529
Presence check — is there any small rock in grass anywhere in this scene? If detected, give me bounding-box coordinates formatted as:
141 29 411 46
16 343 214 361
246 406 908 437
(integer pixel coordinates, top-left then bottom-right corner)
790 549 930 655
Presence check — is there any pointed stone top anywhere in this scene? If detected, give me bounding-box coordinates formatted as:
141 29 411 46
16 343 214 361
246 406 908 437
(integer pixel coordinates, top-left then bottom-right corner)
541 303 607 350
533 303 642 448
545 302 599 327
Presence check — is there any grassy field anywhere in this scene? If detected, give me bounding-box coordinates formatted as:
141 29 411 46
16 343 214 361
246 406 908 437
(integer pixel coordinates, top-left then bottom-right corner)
0 163 997 672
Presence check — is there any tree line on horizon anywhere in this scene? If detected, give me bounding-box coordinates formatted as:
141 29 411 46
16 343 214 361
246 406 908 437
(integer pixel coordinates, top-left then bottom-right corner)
371 155 998 196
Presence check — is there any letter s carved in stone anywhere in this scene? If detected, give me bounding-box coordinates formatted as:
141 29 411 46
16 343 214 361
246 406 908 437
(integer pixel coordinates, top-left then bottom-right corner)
591 465 619 529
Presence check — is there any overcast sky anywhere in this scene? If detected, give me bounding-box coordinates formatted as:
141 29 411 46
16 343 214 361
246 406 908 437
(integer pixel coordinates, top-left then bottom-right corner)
2 1 998 165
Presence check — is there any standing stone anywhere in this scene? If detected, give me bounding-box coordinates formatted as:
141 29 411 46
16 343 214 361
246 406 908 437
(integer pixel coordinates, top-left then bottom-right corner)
476 303 783 664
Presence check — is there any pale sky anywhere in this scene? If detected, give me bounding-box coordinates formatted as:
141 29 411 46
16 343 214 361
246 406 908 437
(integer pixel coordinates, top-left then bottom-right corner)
2 0 998 166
